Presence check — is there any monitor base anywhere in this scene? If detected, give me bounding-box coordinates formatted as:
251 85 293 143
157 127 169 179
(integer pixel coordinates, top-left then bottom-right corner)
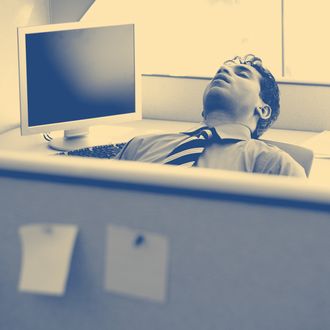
48 136 94 152
48 128 96 152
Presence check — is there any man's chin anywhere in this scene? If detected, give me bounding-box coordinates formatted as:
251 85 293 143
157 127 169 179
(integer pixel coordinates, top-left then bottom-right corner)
204 87 231 111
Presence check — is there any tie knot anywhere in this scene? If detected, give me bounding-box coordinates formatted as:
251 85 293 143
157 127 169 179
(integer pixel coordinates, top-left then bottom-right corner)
163 126 217 166
196 127 217 141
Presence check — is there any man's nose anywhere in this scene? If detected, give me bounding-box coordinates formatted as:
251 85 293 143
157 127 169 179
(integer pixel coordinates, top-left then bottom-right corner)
218 64 232 75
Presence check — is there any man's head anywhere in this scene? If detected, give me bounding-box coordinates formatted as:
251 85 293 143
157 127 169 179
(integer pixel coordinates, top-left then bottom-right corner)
202 54 280 138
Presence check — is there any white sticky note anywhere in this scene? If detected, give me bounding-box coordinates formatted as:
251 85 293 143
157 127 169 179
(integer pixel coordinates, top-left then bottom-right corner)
18 224 78 296
105 224 169 303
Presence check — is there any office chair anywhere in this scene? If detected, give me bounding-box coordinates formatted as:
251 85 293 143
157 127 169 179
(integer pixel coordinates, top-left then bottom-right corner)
261 140 314 177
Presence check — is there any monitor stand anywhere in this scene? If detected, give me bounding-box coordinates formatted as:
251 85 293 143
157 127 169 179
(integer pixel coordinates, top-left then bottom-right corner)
48 128 97 152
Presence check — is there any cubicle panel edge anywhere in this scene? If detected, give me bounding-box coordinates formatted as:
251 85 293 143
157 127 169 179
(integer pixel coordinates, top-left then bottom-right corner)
0 152 330 330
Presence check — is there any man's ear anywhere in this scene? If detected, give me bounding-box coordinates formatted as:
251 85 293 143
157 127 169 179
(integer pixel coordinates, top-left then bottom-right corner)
255 105 272 120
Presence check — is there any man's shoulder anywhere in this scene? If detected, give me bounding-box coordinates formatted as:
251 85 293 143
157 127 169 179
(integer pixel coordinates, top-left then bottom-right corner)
129 132 183 145
244 138 295 162
243 138 283 155
242 139 306 177
117 131 184 161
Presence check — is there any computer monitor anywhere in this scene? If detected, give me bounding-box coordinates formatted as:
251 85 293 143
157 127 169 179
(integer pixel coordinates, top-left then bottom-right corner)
18 22 141 151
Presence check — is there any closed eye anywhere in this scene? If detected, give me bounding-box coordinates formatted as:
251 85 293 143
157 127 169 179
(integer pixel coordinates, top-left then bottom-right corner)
237 70 250 78
234 64 253 78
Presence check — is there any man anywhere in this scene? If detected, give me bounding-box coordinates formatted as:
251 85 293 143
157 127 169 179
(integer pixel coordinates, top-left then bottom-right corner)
117 54 306 177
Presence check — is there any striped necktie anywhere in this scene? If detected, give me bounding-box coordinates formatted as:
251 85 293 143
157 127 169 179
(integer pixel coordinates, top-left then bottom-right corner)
163 126 218 167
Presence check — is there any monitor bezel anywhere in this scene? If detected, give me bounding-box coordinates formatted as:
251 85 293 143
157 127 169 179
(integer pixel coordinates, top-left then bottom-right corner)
18 22 141 136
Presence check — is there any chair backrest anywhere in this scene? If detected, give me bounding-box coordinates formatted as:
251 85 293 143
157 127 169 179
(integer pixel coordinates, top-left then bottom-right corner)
261 139 314 177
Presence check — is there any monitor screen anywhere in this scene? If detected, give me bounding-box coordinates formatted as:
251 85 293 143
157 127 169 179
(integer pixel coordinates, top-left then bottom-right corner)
18 23 140 138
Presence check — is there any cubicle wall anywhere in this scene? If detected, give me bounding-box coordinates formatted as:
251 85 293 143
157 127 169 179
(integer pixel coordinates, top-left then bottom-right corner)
1 153 330 330
142 75 330 132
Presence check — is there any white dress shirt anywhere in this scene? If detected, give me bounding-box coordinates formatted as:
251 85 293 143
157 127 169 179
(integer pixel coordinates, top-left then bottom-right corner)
116 123 306 177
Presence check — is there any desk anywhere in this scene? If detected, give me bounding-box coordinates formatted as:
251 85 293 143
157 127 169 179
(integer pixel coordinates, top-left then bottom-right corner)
0 119 328 184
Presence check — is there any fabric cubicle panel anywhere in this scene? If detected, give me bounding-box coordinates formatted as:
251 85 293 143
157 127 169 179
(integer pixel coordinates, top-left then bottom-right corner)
0 155 330 330
141 75 330 132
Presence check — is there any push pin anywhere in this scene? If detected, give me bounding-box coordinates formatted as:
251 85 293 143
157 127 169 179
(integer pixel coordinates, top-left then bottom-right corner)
134 234 145 247
42 225 54 235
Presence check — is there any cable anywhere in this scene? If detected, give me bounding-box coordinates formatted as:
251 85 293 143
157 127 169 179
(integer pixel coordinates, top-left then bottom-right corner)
43 133 53 141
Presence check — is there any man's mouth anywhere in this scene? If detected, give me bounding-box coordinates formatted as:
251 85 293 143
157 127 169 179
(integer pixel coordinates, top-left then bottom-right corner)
213 73 231 84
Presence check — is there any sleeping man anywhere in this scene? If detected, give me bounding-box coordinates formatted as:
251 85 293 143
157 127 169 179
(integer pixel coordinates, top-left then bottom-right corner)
116 54 306 177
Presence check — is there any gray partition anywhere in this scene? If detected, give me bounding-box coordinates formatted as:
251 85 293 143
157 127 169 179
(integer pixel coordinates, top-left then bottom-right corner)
1 166 330 330
142 74 330 132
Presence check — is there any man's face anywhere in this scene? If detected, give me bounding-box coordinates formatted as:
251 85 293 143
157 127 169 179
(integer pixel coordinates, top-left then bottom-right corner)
203 62 264 121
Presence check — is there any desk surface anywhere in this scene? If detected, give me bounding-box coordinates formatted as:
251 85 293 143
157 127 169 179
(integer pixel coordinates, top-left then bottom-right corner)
0 119 328 184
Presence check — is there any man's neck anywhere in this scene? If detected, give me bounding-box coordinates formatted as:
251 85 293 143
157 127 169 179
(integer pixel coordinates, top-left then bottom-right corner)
203 111 254 134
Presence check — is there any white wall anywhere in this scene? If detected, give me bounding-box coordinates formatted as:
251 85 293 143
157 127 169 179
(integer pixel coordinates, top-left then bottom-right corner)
82 0 282 77
284 0 330 83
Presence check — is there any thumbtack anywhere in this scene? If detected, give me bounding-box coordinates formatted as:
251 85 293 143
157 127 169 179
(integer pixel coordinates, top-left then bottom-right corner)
134 234 145 247
42 225 54 235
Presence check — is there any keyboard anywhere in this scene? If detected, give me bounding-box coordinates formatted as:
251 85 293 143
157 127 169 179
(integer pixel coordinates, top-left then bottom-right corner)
57 142 127 159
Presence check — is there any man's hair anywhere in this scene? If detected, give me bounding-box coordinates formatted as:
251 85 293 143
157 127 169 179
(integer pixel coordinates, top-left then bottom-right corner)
225 54 280 139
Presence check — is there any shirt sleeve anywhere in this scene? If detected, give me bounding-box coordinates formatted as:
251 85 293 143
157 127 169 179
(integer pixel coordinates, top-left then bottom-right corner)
255 147 307 178
115 137 143 160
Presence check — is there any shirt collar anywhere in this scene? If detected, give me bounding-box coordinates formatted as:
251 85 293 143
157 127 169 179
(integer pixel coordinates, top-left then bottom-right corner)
184 122 252 141
212 123 252 141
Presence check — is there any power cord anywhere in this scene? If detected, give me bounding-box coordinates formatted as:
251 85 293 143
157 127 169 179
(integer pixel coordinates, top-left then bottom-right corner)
43 133 53 141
